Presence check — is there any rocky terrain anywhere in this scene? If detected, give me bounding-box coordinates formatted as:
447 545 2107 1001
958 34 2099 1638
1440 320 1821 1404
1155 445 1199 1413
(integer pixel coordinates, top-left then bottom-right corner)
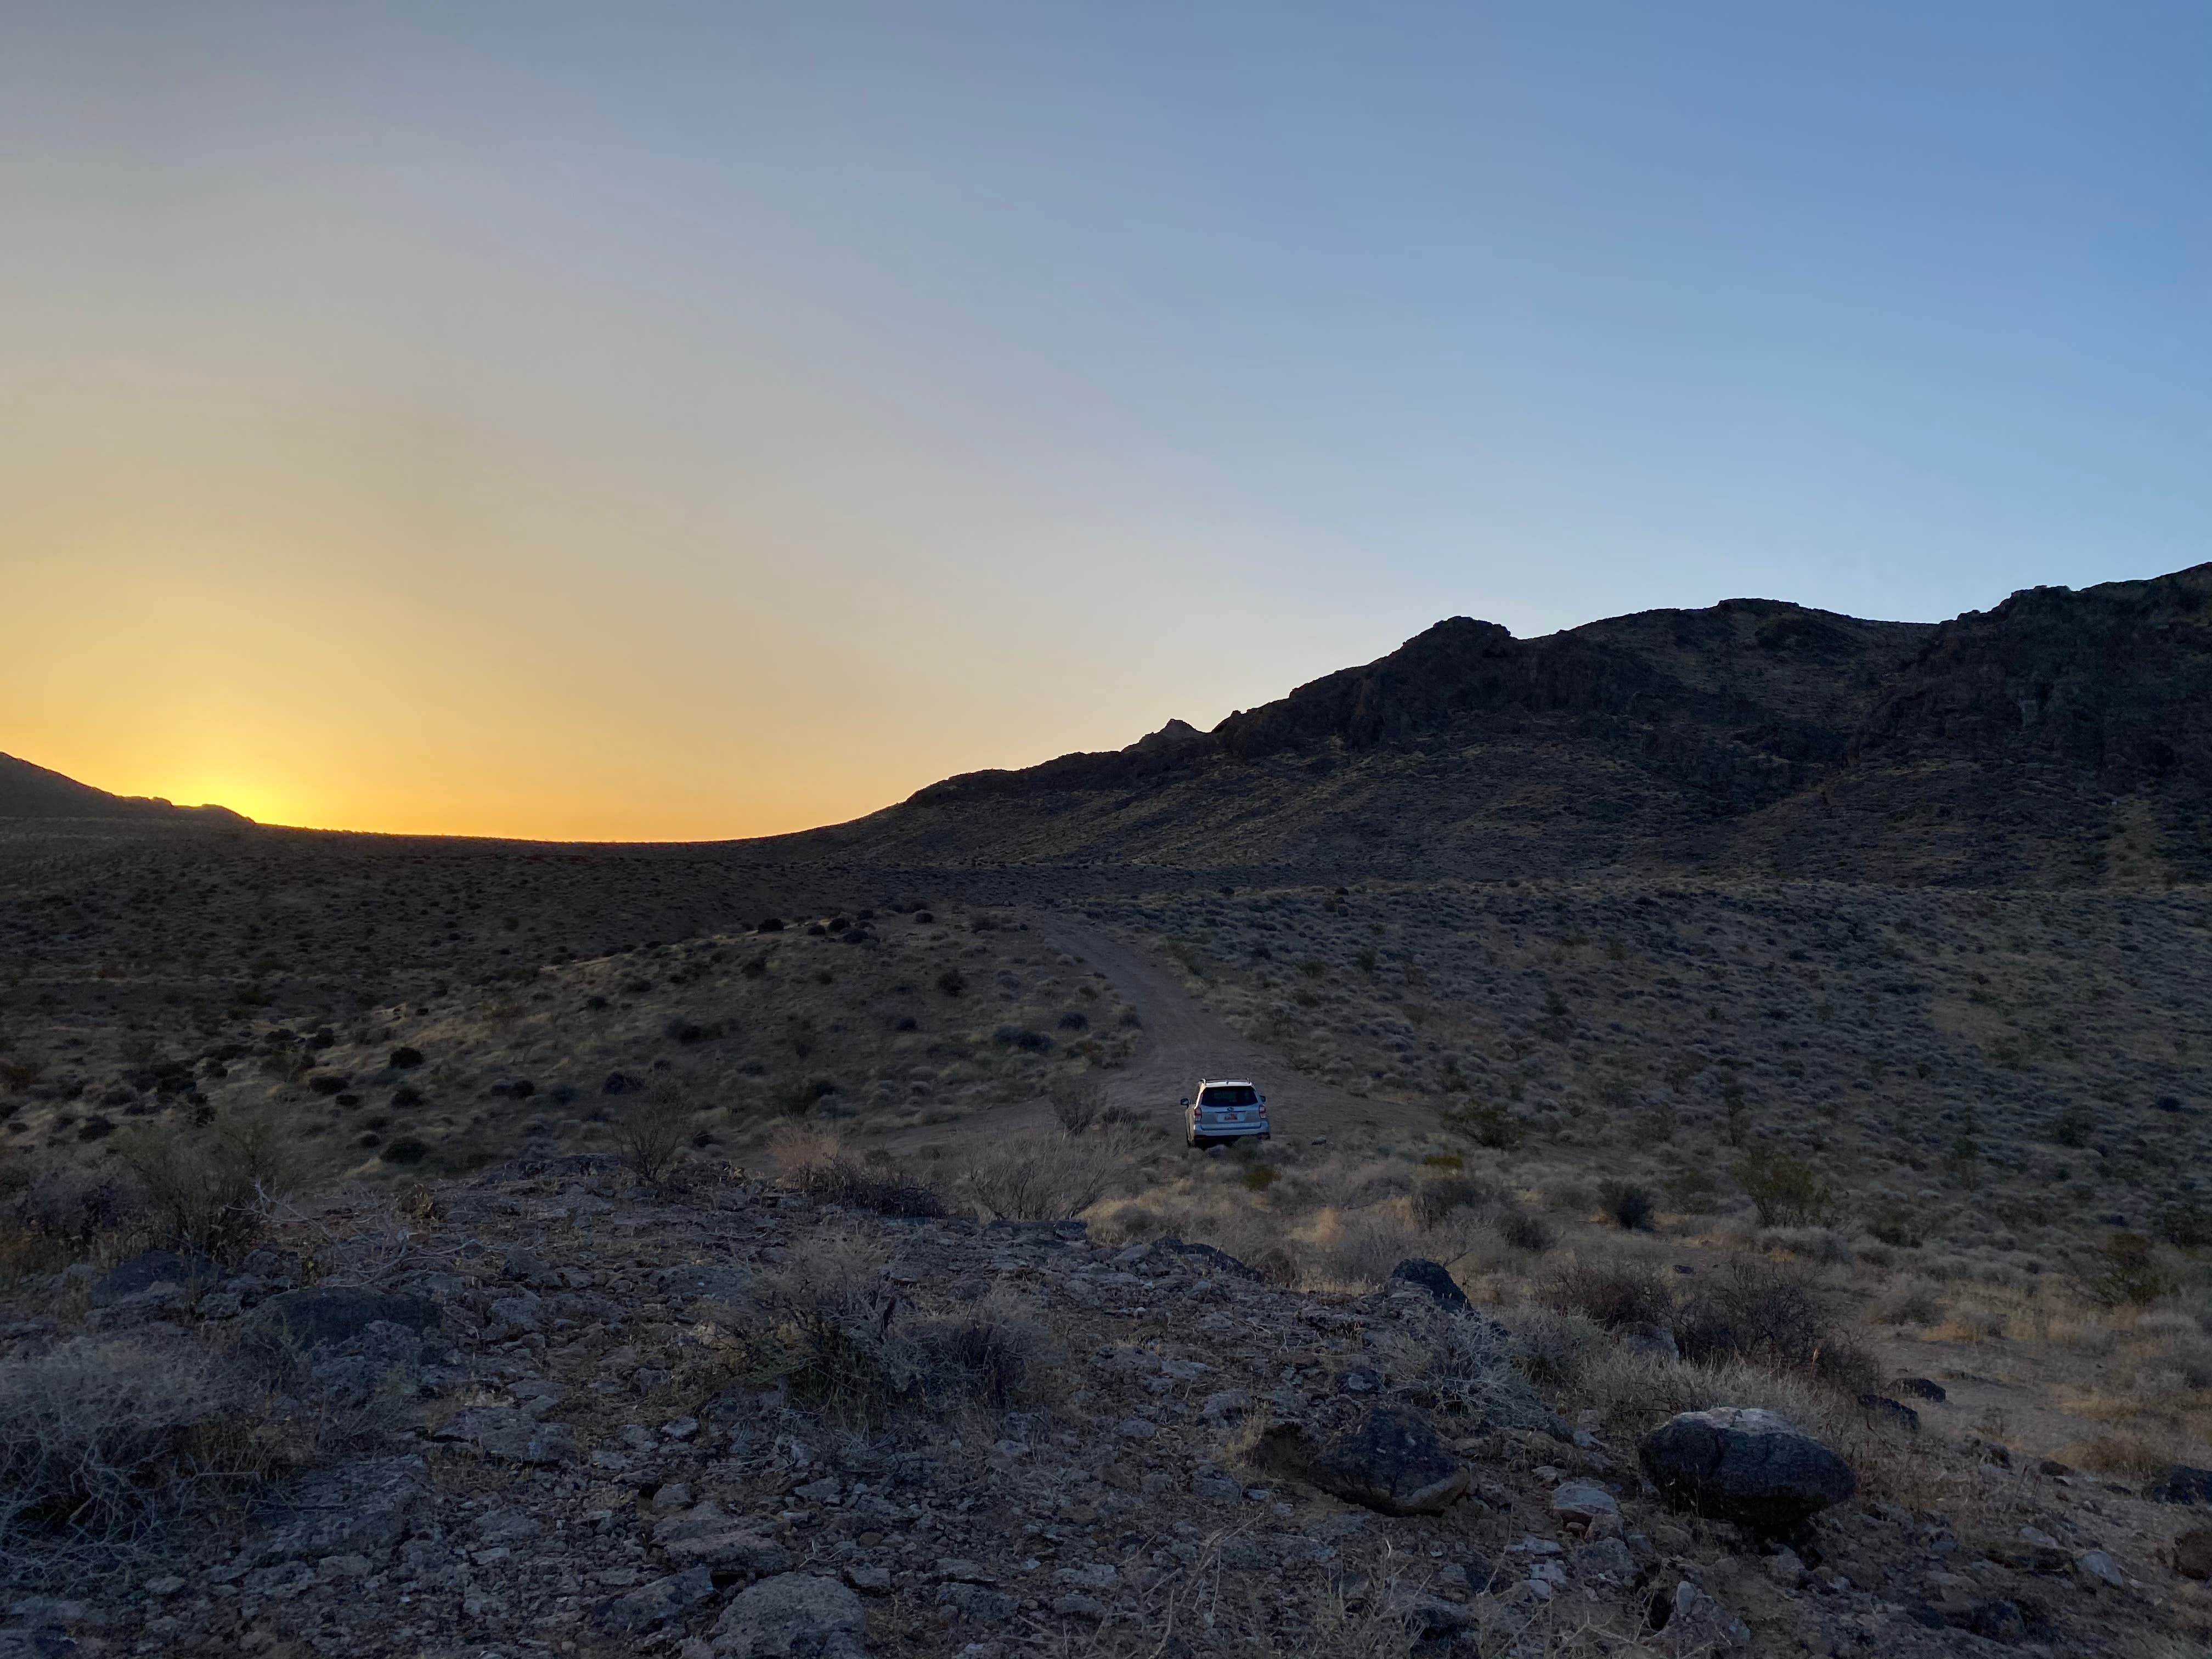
5 564 2212 1655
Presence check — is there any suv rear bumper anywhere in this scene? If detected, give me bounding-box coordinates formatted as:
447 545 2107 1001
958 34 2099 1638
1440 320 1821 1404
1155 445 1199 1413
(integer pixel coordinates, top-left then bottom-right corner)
1189 1120 1269 1141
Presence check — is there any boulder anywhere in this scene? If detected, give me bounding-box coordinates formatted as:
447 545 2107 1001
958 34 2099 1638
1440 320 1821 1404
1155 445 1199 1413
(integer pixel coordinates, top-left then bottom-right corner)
1389 1258 1472 1314
1551 1481 1621 1526
252 1286 439 1351
256 1455 430 1561
435 1406 577 1464
89 1249 219 1308
594 1566 716 1635
2147 1465 2212 1505
1857 1393 1920 1434
1260 1403 1470 1517
1639 1408 1854 1532
2174 1527 2212 1580
711 1573 867 1658
654 1502 792 1574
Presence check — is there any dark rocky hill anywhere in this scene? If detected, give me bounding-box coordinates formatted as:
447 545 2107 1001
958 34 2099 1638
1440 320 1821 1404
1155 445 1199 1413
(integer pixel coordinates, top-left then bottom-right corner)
797 565 2212 885
0 752 249 824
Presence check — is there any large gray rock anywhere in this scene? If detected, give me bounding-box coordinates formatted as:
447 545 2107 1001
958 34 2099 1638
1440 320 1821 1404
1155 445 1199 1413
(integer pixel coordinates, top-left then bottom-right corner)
89 1249 220 1307
1389 1257 1472 1313
257 1455 431 1561
711 1573 867 1658
594 1565 716 1634
253 1286 439 1350
1639 1408 1854 1532
1260 1403 1469 1517
434 1406 577 1464
654 1502 792 1573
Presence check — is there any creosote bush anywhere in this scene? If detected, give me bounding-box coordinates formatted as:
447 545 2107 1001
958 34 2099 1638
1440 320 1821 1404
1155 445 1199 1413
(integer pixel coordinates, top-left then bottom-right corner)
1495 1206 1555 1254
0 1336 283 1568
610 1083 692 1191
1544 1257 1676 1333
960 1132 1120 1221
1733 1145 1837 1228
1048 1074 1106 1137
1596 1180 1656 1231
1411 1172 1487 1230
115 1114 292 1261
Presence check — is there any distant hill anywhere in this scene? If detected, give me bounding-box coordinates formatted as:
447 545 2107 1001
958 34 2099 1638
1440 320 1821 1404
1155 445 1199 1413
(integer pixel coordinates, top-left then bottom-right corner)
0 753 250 824
795 564 2212 886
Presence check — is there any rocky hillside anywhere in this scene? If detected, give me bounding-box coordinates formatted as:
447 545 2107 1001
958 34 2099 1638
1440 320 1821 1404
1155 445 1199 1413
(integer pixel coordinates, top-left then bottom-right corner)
7 1157 2210 1658
800 566 2212 885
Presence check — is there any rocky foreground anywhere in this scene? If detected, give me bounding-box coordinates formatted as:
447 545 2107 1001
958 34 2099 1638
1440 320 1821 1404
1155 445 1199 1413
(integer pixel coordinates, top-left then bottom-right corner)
6 1159 2210 1658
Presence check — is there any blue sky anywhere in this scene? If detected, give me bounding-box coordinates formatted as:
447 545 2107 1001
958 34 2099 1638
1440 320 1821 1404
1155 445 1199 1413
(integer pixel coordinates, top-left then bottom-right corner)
4 2 2207 834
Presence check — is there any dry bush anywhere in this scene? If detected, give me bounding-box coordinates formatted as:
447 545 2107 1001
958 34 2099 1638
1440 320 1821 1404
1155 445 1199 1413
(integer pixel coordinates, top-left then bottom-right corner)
1303 1209 1424 1289
610 1081 692 1190
1411 1171 1488 1230
958 1132 1120 1221
771 1130 944 1219
1596 1180 1656 1231
736 1237 1047 1421
1676 1255 1876 1391
0 1336 283 1576
1733 1145 1837 1227
1544 1256 1677 1333
1048 1074 1107 1136
1872 1276 1945 1327
115 1114 292 1260
1495 1206 1556 1254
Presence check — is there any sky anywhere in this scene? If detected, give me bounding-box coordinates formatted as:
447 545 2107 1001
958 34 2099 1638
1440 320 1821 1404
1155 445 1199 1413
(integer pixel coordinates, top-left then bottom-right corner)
4 2 2207 839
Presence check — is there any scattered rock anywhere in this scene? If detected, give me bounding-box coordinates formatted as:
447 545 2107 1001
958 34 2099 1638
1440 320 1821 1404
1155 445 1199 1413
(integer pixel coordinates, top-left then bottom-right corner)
1639 1408 1854 1532
1654 1579 1751 1655
257 1455 431 1561
654 1503 792 1573
1891 1376 1947 1403
1388 1257 1472 1314
1857 1393 1920 1433
2146 1465 2212 1505
434 1406 577 1464
2077 1549 2126 1589
251 1286 440 1350
1550 1481 1620 1526
1260 1403 1470 1517
594 1565 716 1635
711 1573 867 1658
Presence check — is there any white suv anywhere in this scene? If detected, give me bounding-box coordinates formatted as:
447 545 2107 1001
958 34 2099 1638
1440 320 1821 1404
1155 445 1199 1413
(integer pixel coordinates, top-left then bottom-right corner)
1182 1079 1270 1148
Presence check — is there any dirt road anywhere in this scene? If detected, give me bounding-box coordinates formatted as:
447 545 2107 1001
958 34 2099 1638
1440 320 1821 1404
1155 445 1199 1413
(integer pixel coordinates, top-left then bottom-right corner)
866 910 1430 1149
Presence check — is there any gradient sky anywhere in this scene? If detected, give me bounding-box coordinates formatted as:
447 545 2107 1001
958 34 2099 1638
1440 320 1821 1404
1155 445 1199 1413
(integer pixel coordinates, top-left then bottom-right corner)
5 3 2207 839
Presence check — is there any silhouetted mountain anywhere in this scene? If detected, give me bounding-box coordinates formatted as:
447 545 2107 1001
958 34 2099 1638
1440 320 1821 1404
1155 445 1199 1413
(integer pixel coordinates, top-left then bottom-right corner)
804 565 2212 885
0 753 250 824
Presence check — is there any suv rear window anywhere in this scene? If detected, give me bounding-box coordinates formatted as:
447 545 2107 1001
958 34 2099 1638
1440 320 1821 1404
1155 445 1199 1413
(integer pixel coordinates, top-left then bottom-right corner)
1198 1086 1258 1107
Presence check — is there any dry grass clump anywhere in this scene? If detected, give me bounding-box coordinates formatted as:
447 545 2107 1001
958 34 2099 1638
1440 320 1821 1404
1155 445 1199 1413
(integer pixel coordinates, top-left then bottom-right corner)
608 1081 694 1191
727 1234 1049 1420
766 1126 944 1218
958 1131 1123 1221
0 1336 291 1581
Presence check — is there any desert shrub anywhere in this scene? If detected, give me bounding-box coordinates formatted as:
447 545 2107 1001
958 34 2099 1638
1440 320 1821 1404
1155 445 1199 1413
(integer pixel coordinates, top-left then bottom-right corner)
990 1026 1053 1054
1496 1206 1555 1254
1056 1010 1089 1031
935 970 966 998
1502 1305 1611 1393
2 1162 141 1250
738 1240 1043 1421
0 1336 280 1565
2049 1104 2095 1148
1596 1180 1656 1231
1763 1226 1855 1266
2154 1201 2212 1250
773 1131 944 1219
1545 1257 1677 1333
610 1083 692 1191
387 1047 424 1069
1662 1165 1720 1215
1420 1152 1464 1172
115 1115 292 1261
960 1132 1119 1221
1676 1256 1874 1390
1872 1276 1944 1326
1864 1203 1925 1249
1308 1211 1424 1289
2090 1232 2177 1308
1443 1101 1525 1150
1048 1075 1106 1137
1410 1172 1487 1230
379 1138 430 1166
1242 1164 1279 1192
1733 1146 1837 1227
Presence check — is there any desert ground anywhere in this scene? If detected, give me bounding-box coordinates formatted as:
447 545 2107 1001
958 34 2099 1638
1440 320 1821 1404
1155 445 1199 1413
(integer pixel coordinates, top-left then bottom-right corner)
4 807 2212 1658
